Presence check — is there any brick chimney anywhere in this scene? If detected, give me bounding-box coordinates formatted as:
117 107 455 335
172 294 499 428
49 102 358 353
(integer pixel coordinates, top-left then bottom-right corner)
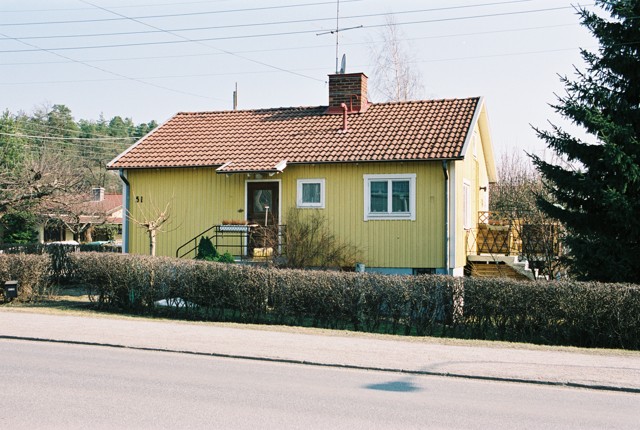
326 72 370 114
92 187 105 202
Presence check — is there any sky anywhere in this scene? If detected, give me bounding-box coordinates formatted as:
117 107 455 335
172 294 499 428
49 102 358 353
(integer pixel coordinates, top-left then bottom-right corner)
0 0 597 159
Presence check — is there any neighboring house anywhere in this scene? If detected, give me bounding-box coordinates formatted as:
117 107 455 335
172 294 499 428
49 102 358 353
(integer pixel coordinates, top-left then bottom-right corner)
39 187 123 244
108 72 497 275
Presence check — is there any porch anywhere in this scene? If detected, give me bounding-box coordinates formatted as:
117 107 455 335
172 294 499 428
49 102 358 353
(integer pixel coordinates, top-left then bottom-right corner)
465 211 562 280
176 224 285 261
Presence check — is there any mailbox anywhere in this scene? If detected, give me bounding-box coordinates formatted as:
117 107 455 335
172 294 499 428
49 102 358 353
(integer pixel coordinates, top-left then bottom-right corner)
3 280 18 300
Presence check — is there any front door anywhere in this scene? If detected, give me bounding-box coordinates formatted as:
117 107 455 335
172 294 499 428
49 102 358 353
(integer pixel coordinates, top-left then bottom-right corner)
247 181 279 226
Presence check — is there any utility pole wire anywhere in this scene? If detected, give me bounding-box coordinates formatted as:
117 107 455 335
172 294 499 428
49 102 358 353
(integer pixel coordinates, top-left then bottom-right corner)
0 30 227 103
0 5 591 55
80 0 325 83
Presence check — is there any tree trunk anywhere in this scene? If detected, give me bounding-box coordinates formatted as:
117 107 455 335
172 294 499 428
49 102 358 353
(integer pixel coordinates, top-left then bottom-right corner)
149 229 157 256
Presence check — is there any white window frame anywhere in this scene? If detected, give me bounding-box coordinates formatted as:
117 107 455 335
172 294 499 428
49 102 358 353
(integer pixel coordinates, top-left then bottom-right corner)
463 180 472 229
364 173 416 221
296 178 325 208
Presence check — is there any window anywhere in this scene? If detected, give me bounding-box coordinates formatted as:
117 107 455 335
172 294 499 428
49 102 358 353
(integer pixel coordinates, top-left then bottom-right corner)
297 179 325 208
463 180 471 229
364 174 416 220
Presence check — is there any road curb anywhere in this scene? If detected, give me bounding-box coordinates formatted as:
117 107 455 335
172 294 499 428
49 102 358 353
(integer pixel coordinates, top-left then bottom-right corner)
3 334 639 395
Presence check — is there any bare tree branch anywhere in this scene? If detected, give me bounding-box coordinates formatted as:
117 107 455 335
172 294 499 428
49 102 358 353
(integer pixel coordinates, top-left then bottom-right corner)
369 15 424 102
0 149 83 218
128 193 178 256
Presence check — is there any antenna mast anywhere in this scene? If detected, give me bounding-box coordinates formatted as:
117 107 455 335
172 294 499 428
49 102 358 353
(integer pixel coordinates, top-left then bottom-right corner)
316 0 362 74
335 0 340 74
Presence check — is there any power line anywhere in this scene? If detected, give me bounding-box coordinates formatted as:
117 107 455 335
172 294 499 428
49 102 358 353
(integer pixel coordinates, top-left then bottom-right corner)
0 44 593 87
0 131 135 142
0 0 244 13
17 117 156 139
0 29 229 103
0 23 580 67
0 0 537 41
79 0 325 83
0 0 364 26
0 5 589 54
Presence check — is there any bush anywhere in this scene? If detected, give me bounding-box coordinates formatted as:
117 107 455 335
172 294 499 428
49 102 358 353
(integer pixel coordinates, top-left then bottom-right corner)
195 237 234 263
281 208 359 269
64 253 640 350
0 254 51 301
196 236 218 261
460 278 640 349
0 210 39 244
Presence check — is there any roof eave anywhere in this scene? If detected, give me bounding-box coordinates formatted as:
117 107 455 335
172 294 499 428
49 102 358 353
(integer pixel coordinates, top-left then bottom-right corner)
106 115 172 170
458 97 497 183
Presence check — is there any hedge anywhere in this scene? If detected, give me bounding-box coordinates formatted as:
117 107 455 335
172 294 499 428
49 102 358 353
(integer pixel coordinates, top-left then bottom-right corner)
69 253 459 336
64 252 640 350
0 253 51 301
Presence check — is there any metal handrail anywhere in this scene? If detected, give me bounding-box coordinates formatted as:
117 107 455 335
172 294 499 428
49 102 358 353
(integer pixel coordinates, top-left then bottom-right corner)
175 224 286 260
175 225 219 258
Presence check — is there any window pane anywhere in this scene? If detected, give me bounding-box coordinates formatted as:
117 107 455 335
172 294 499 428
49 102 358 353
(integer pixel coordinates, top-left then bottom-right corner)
254 190 272 213
392 180 410 213
370 181 388 212
302 183 321 203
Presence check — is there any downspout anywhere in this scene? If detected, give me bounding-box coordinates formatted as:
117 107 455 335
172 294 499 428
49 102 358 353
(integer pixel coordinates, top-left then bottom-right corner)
442 161 450 275
118 169 130 254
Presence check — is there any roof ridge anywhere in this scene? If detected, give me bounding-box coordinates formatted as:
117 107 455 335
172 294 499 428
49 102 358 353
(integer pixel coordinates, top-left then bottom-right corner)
175 105 326 115
370 96 481 106
173 96 482 116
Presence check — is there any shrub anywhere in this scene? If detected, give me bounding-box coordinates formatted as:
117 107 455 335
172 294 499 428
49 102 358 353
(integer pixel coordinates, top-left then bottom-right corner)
196 236 218 260
0 254 51 301
195 237 234 263
64 252 640 350
281 208 359 269
0 210 39 244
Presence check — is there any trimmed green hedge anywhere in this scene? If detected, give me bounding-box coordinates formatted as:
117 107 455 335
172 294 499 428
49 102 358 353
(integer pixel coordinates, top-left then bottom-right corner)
65 253 640 350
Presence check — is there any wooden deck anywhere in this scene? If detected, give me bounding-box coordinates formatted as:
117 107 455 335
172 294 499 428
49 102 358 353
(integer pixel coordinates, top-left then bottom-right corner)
466 211 561 258
465 211 561 280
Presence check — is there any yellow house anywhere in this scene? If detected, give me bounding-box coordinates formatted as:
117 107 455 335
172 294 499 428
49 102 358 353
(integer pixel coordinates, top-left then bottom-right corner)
108 72 496 276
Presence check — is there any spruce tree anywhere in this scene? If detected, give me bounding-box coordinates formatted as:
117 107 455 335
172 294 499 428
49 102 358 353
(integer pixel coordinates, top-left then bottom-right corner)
532 1 640 282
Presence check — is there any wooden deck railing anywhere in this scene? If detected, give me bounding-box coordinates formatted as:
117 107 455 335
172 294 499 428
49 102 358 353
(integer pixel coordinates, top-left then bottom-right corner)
466 211 561 257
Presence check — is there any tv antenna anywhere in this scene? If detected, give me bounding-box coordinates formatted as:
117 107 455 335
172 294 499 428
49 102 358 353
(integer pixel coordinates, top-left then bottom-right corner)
316 0 362 73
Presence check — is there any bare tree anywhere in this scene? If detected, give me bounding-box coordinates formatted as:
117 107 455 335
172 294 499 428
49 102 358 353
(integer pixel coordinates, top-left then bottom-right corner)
128 196 175 256
490 151 539 213
43 192 110 242
369 15 424 102
0 149 82 219
489 150 565 280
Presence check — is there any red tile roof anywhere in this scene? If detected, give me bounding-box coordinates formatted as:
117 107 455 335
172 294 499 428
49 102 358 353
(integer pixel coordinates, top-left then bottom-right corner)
41 193 123 225
108 97 480 172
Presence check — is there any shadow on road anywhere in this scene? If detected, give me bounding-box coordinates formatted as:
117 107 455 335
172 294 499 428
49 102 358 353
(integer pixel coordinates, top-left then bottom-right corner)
364 378 421 393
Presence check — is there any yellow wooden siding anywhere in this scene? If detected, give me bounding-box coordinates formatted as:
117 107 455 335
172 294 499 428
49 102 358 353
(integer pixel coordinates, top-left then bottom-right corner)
282 163 445 268
125 162 446 268
126 168 245 257
454 123 491 268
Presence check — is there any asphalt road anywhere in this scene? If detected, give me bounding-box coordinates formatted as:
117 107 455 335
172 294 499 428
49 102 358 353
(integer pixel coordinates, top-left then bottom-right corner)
1 339 638 430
